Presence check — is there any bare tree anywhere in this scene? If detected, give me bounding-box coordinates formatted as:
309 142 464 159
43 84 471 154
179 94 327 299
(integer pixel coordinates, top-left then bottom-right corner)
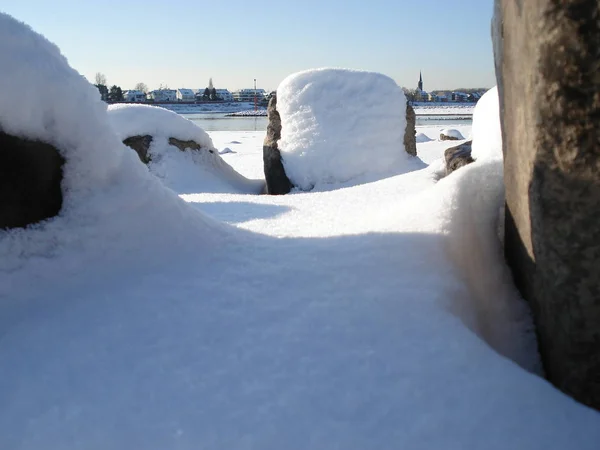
95 72 107 86
134 82 148 93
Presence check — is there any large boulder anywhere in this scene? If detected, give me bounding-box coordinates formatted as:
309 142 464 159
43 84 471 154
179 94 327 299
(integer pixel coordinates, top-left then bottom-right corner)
276 68 416 190
495 0 600 409
0 131 64 228
263 94 292 195
404 103 417 156
444 141 474 176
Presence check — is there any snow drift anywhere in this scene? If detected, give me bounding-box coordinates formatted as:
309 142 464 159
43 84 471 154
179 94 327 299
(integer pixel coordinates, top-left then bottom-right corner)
471 86 502 161
0 13 224 272
108 104 264 194
277 68 415 190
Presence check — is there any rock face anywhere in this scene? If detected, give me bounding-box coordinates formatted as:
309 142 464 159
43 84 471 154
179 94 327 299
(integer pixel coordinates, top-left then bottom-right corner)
0 131 64 229
495 0 600 409
168 137 214 154
122 135 215 164
444 141 474 176
123 135 153 163
404 103 417 156
263 95 292 195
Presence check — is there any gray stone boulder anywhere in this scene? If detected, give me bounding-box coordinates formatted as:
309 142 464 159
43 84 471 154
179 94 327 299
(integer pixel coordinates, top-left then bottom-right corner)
444 141 474 176
0 131 64 229
263 94 292 195
495 0 600 409
404 103 417 156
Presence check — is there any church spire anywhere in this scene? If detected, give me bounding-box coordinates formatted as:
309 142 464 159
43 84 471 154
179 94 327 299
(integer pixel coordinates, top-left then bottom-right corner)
418 71 423 92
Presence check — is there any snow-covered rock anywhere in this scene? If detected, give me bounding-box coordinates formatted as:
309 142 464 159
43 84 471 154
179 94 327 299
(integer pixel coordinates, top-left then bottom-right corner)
277 68 414 190
416 132 433 143
108 104 264 194
439 128 465 141
471 86 502 161
0 12 223 270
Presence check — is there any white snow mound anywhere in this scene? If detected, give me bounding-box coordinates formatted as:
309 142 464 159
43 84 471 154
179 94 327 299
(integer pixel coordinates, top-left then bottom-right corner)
416 132 433 143
471 86 502 161
440 128 465 140
277 68 414 190
0 13 223 270
108 104 264 194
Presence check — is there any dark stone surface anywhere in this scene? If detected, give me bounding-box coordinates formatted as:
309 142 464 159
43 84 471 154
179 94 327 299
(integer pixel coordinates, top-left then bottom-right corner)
404 103 417 156
123 135 153 163
496 0 600 409
444 141 474 175
123 135 215 164
263 95 292 195
168 137 214 154
439 134 460 141
0 131 64 229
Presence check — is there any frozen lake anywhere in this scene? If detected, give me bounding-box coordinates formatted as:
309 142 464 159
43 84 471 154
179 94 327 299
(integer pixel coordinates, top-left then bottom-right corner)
181 112 472 132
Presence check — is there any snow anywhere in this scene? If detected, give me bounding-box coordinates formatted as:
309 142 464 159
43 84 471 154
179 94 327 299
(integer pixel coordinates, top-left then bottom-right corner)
226 109 267 117
471 86 503 161
413 103 475 115
277 68 417 190
108 104 264 194
440 128 465 140
416 132 433 143
2 12 600 450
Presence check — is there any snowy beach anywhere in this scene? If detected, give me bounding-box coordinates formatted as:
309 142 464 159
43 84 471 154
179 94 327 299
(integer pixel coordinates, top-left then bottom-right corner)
2 12 600 450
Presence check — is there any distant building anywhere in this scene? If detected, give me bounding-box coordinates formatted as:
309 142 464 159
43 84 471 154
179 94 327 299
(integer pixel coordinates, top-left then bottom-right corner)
123 90 146 102
176 88 195 102
215 89 233 102
232 88 266 102
451 92 470 102
147 89 177 102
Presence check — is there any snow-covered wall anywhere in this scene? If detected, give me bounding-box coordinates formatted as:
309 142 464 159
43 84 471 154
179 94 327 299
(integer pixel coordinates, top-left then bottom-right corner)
471 86 502 161
277 68 411 190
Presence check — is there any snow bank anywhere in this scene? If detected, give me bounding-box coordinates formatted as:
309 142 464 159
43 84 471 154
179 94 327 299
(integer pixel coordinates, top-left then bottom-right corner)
277 68 414 190
108 104 264 194
437 159 539 372
0 13 223 271
471 86 502 161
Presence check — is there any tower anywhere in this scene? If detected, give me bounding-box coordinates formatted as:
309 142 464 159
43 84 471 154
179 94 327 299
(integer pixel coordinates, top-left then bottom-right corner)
418 71 423 92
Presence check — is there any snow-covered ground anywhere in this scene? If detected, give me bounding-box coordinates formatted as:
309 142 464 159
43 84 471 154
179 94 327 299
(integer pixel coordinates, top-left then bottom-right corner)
2 12 600 450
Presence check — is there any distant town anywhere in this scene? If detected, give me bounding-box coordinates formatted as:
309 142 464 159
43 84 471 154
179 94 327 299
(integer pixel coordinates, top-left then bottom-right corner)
92 72 488 105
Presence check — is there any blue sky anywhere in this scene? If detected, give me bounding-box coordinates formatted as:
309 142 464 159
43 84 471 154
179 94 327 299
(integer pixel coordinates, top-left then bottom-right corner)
2 0 497 91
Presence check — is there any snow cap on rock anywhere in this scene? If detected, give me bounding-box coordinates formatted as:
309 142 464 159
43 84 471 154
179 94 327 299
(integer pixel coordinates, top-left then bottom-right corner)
471 86 502 161
276 68 411 190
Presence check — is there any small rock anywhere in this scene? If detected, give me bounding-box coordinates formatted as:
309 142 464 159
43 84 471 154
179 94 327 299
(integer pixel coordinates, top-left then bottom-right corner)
440 128 465 141
416 132 433 143
444 140 474 175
